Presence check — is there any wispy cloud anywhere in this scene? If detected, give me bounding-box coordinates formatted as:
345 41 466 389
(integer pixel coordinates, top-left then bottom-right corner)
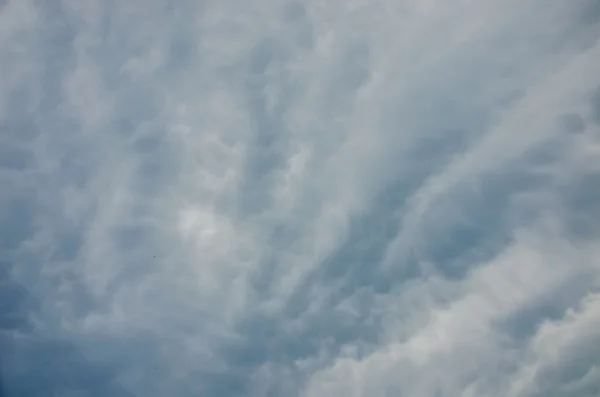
1 0 600 396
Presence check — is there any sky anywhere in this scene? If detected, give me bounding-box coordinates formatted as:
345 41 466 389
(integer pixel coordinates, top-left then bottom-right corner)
1 0 600 396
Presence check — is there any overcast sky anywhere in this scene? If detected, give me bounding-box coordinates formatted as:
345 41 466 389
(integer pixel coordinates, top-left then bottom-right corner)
1 0 600 396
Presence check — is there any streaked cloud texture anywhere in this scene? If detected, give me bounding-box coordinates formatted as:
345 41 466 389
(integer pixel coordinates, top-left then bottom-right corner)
2 0 600 396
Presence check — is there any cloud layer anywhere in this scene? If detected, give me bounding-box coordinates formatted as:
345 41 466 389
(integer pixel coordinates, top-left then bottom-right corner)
1 0 600 396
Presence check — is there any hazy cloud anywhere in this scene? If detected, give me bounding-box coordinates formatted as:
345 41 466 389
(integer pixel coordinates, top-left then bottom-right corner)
1 0 600 396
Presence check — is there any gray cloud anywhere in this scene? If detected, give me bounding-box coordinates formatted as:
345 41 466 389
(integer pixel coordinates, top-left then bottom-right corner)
1 0 600 396
591 87 600 125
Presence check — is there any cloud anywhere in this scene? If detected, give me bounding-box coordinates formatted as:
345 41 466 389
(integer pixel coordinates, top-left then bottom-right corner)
1 0 600 396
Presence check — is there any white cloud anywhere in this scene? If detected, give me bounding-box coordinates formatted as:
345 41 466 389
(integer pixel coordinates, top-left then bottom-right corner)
1 0 600 396
302 220 600 396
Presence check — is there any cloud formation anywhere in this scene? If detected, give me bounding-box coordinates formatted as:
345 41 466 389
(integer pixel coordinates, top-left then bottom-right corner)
1 0 600 396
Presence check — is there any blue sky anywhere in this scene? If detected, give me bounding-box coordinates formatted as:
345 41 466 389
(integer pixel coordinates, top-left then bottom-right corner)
1 0 600 396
